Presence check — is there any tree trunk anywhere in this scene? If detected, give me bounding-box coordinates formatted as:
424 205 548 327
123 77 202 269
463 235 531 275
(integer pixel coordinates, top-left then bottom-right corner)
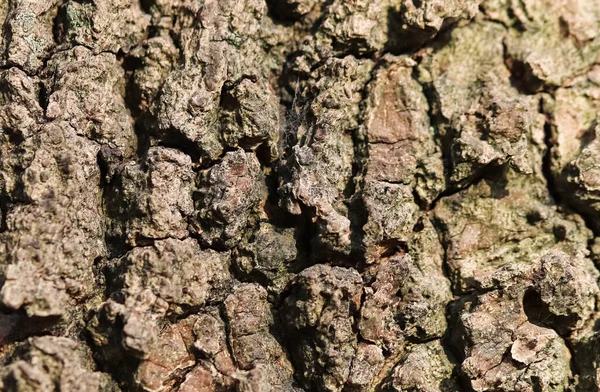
1 0 600 391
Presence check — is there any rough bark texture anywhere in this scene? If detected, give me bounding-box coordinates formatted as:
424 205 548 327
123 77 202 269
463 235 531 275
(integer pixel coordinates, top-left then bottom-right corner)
1 0 600 391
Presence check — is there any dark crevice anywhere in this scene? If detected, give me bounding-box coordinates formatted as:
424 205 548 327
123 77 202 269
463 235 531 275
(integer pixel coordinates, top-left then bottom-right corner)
97 145 131 260
0 311 62 347
264 0 300 27
90 255 110 302
379 239 409 259
427 161 506 212
133 114 152 159
153 131 201 166
262 168 305 230
347 189 368 267
229 252 273 291
479 4 511 29
522 287 579 338
162 302 224 327
0 1 10 61
541 112 562 206
82 314 142 390
0 63 26 74
52 1 68 47
503 43 545 95
139 0 155 14
0 3 13 69
0 197 8 233
119 48 153 160
187 230 229 253
418 69 454 184
104 235 132 261
564 336 582 382
253 141 274 168
295 208 314 270
37 81 49 112
430 213 454 292
390 13 457 56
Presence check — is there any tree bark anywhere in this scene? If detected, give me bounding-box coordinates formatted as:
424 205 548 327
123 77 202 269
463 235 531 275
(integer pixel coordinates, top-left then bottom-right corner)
1 0 600 391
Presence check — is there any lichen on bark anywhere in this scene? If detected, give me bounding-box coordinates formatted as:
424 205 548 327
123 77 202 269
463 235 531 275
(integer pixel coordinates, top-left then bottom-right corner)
1 0 600 391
